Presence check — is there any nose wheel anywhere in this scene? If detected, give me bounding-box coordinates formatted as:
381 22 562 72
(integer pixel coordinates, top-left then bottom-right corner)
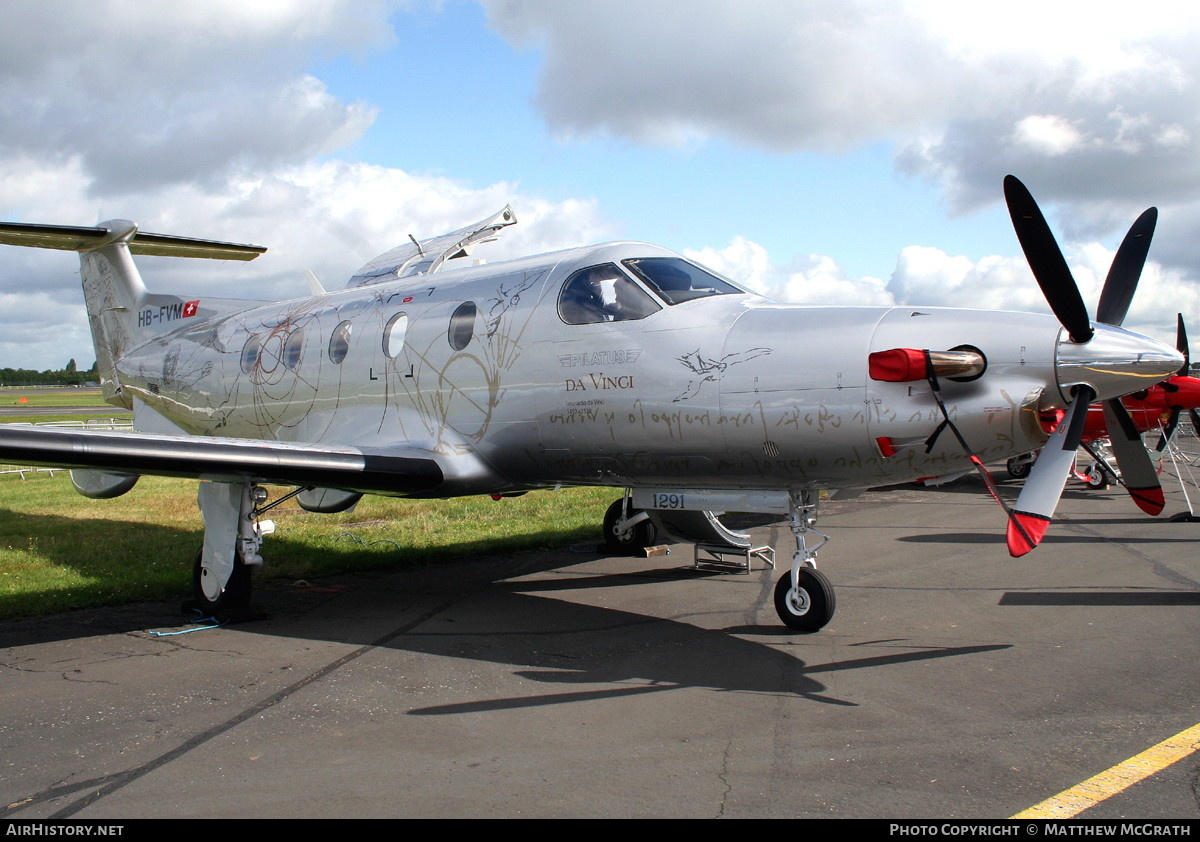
774 566 836 632
772 489 837 632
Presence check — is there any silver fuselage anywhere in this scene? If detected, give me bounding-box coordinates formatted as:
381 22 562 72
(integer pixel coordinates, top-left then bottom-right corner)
113 241 1179 497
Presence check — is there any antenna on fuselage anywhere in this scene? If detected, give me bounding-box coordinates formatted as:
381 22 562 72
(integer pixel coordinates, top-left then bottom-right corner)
408 234 425 257
304 269 326 296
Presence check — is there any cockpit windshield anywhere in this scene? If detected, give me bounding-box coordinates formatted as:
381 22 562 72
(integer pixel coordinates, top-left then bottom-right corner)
622 257 747 305
558 264 662 325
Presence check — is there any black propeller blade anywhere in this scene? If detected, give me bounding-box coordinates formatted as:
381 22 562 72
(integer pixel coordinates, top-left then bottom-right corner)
1004 175 1093 344
1176 313 1189 375
1157 314 1191 451
1103 399 1166 515
1096 207 1157 327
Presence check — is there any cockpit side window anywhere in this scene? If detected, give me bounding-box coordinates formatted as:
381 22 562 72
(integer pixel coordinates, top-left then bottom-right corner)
622 257 746 305
558 264 662 325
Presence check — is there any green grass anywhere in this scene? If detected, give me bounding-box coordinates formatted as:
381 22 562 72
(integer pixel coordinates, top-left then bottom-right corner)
0 387 112 407
0 473 616 621
0 387 130 425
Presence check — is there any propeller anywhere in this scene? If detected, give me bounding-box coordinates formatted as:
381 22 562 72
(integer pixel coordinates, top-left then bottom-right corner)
1003 176 1163 556
1156 314 1192 450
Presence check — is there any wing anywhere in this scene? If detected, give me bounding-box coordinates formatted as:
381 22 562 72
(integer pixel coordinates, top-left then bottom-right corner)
0 425 443 494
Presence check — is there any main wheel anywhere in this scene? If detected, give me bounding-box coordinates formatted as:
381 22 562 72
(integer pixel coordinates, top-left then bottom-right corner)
1084 468 1109 488
774 567 836 632
1006 456 1032 479
192 546 252 615
603 498 656 553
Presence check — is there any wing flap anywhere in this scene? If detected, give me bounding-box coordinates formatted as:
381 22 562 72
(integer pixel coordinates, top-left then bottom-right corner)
0 426 442 494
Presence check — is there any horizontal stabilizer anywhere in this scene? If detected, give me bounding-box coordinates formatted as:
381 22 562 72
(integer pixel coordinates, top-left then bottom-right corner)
0 221 266 260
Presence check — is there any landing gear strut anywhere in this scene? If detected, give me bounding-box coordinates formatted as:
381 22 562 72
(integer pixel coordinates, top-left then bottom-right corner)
188 480 280 619
774 490 836 632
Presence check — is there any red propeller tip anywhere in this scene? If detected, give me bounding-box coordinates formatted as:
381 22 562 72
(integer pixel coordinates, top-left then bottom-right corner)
1007 512 1050 557
1128 486 1166 516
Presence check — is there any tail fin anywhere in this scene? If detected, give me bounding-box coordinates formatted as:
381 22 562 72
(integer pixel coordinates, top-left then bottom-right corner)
0 220 264 407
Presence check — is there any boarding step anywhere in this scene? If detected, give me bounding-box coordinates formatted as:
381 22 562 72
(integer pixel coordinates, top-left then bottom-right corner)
694 543 775 573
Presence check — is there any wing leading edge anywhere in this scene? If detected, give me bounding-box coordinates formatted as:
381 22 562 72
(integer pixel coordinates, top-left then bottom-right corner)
0 426 443 494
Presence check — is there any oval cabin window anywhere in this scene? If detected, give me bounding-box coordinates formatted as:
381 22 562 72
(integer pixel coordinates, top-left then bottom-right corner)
283 328 304 370
448 302 476 351
240 334 260 374
328 320 352 364
384 313 409 358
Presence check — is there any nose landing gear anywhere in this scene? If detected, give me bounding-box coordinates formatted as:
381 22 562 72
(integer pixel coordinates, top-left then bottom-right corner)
774 490 836 632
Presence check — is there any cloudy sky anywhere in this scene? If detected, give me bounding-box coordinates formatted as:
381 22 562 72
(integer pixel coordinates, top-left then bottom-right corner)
2 0 1200 370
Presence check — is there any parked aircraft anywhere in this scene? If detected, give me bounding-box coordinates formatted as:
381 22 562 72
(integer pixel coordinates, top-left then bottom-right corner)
0 176 1183 631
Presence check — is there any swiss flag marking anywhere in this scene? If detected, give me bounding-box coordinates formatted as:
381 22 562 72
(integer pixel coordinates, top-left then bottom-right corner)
182 300 200 317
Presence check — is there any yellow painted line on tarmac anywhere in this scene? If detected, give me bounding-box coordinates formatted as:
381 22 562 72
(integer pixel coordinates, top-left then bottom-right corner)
1012 722 1200 818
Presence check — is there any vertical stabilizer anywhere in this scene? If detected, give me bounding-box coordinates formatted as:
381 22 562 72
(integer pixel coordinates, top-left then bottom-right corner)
80 221 147 407
0 219 267 410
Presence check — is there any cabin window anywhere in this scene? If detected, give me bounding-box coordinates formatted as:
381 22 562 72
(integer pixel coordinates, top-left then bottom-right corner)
329 320 352 364
283 328 304 370
384 313 409 358
558 264 661 325
448 302 476 351
240 334 260 374
622 257 746 305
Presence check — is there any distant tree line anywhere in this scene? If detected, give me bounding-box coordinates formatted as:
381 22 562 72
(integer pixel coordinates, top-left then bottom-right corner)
0 359 99 387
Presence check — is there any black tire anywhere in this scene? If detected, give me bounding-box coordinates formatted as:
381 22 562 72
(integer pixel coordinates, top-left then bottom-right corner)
603 498 656 553
1007 456 1032 479
774 567 836 632
1084 468 1109 489
192 546 252 614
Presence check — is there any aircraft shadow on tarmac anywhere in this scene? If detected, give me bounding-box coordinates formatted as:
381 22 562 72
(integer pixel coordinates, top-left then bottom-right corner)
377 583 1013 715
0 508 1013 712
248 551 1016 713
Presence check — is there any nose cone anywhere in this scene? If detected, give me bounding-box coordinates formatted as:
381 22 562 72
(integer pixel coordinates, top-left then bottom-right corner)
1056 323 1185 403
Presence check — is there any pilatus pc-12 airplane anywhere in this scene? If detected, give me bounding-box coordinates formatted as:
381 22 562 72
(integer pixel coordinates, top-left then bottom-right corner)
0 176 1183 632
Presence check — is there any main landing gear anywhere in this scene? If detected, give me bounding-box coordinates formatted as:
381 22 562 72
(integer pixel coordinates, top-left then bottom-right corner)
187 480 282 620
